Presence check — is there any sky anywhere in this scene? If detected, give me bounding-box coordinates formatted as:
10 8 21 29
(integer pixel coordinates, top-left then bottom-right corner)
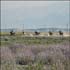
1 1 69 29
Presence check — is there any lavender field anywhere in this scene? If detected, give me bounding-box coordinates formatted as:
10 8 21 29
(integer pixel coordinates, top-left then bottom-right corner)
0 36 70 70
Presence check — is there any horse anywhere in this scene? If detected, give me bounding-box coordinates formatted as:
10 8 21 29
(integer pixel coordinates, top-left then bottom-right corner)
59 31 63 36
10 30 15 36
35 31 40 35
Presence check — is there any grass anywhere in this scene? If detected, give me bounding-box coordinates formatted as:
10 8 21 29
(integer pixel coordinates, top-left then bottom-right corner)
1 33 70 70
1 35 70 46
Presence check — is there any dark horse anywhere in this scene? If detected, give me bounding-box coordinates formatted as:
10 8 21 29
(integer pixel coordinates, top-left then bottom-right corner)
10 30 15 36
35 31 40 35
22 30 24 34
59 31 63 36
48 31 53 36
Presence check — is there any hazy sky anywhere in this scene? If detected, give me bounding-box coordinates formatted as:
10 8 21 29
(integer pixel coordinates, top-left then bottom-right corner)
1 1 69 29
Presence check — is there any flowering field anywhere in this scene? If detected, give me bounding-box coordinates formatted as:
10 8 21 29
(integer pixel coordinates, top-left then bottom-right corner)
0 36 70 70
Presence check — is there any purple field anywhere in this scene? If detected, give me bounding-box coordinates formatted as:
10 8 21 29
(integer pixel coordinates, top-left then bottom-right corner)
1 40 70 70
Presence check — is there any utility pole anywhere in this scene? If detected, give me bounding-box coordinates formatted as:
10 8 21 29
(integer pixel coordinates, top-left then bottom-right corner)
22 24 24 34
23 24 24 30
67 24 69 32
